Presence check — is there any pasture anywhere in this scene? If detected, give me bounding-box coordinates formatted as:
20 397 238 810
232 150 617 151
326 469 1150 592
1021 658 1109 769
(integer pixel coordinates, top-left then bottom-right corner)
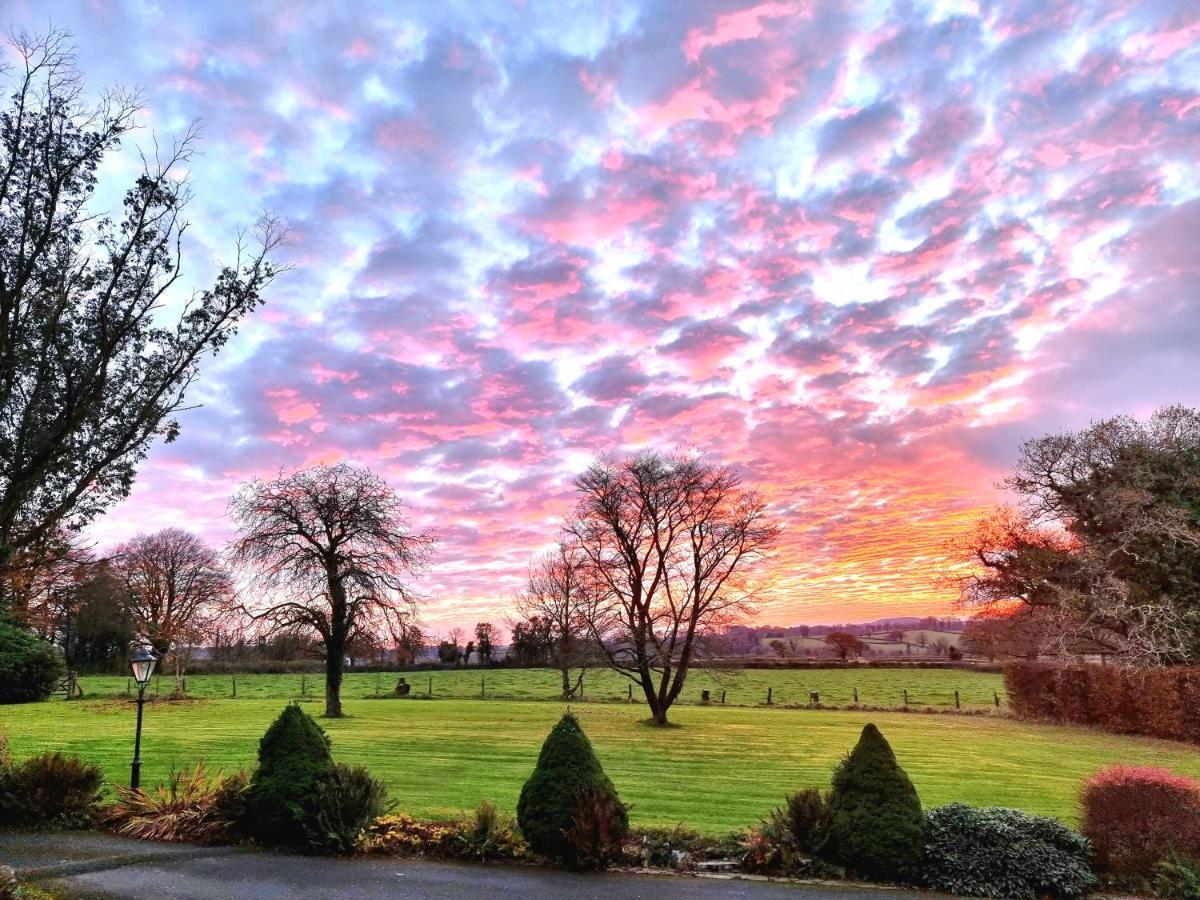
65 665 1005 709
5 683 1200 834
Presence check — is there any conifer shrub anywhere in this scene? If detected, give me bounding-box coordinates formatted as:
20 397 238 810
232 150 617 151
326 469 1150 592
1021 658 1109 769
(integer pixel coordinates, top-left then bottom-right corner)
240 703 336 850
517 712 628 867
818 723 926 884
924 803 1095 899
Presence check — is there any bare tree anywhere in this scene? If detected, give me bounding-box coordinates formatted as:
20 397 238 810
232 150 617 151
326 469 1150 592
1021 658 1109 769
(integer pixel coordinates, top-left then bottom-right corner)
513 543 594 698
0 30 284 603
566 452 780 725
229 463 434 717
114 528 234 684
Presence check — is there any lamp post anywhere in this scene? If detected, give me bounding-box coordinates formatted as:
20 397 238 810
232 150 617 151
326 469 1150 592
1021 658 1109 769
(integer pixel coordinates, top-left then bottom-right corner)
129 645 157 790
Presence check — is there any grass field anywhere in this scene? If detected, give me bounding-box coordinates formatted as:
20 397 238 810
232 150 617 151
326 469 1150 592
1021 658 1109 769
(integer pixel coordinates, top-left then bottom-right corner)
66 666 1006 709
4 692 1199 835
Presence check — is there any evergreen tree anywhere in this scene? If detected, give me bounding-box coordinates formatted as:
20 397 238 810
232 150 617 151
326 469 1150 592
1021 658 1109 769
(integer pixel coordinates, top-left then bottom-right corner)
517 712 628 866
820 723 927 883
241 704 336 849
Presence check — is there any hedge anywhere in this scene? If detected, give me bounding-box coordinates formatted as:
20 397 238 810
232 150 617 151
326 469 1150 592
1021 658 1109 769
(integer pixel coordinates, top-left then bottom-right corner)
1004 661 1200 744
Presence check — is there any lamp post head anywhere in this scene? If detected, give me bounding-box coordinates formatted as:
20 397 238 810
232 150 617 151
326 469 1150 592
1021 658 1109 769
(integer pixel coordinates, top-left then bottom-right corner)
130 645 157 686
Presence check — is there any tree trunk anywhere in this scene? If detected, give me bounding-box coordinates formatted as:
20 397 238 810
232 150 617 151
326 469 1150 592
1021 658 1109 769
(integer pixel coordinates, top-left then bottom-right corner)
641 672 670 725
561 666 571 699
325 643 344 717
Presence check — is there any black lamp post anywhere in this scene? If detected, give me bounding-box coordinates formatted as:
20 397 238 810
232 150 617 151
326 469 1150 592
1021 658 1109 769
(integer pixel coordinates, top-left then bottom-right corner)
129 645 157 790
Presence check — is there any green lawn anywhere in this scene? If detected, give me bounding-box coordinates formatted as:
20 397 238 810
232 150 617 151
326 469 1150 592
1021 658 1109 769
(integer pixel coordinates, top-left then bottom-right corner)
67 666 1006 709
4 695 1198 835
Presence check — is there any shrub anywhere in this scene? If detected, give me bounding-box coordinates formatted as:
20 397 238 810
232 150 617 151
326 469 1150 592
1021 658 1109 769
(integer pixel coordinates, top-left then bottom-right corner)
451 800 526 861
0 621 65 704
212 770 250 831
752 788 828 874
562 785 629 870
301 763 389 856
240 703 336 849
924 803 1095 899
1081 765 1200 876
517 711 628 867
108 762 232 843
1156 857 1200 900
818 723 926 884
0 752 103 828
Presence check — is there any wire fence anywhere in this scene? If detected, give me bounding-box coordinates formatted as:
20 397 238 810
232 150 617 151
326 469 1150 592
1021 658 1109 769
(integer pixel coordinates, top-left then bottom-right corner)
65 668 1007 711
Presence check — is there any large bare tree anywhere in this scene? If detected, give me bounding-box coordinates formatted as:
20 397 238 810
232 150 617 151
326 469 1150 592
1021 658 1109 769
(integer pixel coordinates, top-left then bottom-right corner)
512 542 595 699
566 452 780 725
229 463 435 717
114 528 234 681
0 30 283 609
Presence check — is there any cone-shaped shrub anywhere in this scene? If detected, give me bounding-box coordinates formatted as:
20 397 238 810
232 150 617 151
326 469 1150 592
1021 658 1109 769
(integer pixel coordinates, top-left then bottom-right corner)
241 703 336 849
517 712 628 866
819 723 926 884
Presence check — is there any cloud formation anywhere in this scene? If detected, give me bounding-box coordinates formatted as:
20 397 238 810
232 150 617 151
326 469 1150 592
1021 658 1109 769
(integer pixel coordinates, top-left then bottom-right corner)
15 0 1199 630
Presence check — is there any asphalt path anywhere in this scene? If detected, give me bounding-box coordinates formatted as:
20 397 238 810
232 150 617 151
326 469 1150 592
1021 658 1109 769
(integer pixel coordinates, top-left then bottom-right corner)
2 831 940 900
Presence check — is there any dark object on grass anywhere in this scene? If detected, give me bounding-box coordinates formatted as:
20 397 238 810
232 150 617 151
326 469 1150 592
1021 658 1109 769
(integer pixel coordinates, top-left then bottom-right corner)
925 803 1095 899
517 712 628 867
818 723 926 884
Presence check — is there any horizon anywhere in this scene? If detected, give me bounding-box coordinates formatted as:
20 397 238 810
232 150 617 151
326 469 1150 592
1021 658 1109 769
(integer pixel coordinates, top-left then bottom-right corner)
11 0 1199 631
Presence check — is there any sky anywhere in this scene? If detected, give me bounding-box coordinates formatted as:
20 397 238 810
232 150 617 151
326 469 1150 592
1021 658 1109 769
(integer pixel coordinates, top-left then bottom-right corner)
5 0 1199 633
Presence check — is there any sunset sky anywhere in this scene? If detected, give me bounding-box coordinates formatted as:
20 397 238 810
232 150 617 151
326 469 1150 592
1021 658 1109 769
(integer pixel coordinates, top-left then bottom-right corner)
9 0 1199 632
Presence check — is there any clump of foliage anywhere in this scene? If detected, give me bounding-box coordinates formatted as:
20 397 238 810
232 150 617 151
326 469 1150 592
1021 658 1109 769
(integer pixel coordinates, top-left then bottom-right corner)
301 763 390 856
1155 857 1200 900
517 712 628 868
450 800 527 861
1081 765 1200 877
924 803 1095 899
818 723 926 884
107 762 243 843
562 785 630 870
363 814 460 857
240 703 336 850
0 751 103 828
0 621 65 704
751 788 828 874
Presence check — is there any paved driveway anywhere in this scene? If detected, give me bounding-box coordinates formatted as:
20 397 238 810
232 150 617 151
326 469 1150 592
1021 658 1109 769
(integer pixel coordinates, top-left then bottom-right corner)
2 832 937 899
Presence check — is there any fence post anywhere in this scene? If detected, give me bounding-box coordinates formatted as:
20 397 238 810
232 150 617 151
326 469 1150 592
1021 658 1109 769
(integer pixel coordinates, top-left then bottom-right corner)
627 684 632 702
994 691 1000 708
853 686 859 704
428 676 433 697
301 674 307 698
376 672 381 696
809 691 819 708
126 677 131 696
767 687 773 705
903 688 908 707
232 674 237 698
721 689 726 704
481 675 486 699
955 690 961 710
